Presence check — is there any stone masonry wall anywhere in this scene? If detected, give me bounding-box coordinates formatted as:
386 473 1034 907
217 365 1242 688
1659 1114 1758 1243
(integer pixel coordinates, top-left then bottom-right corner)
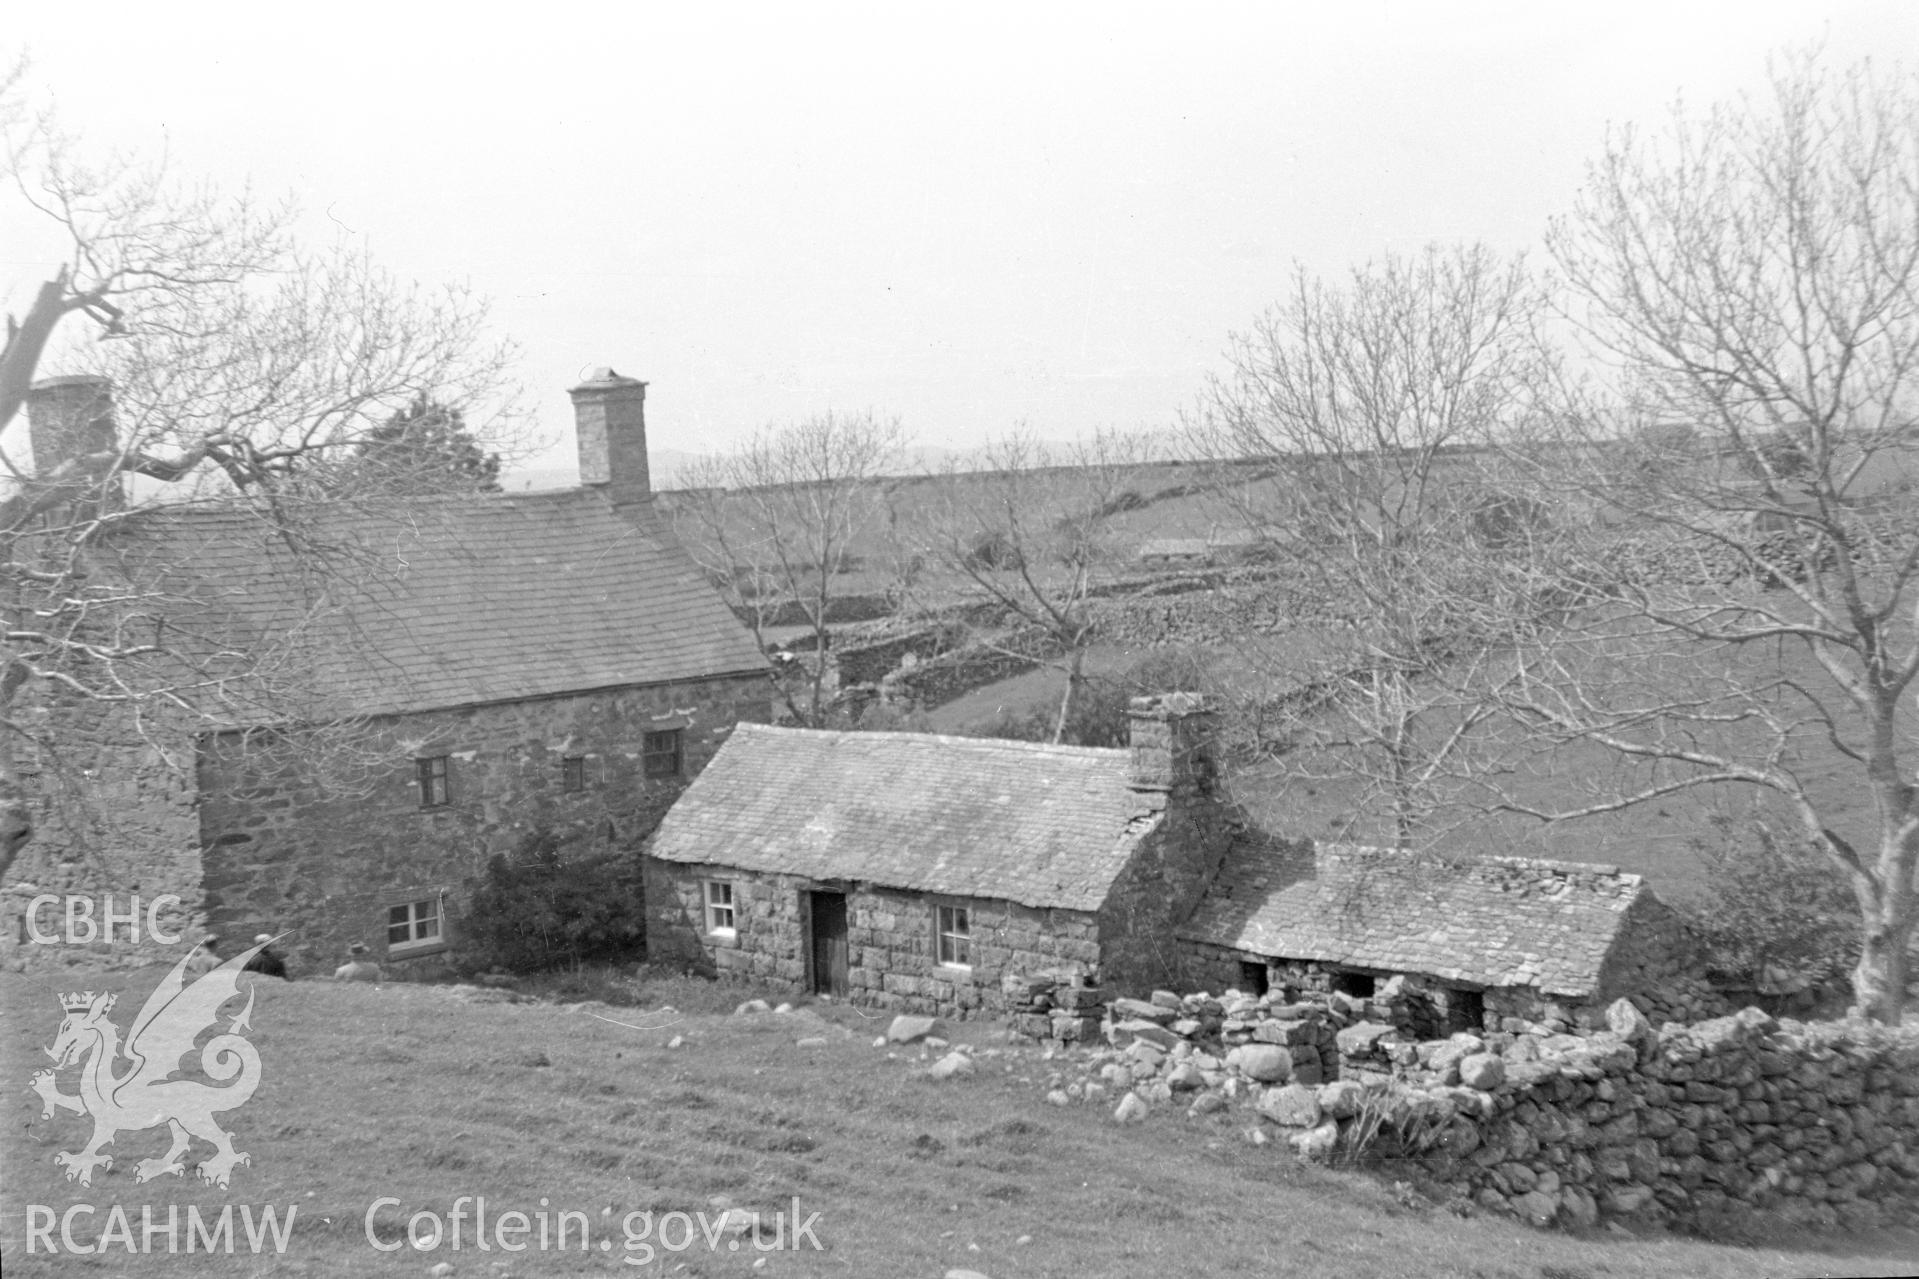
1099 694 1234 994
1047 979 1919 1237
645 862 1103 1017
1 692 203 974
195 674 770 979
1376 1004 1919 1235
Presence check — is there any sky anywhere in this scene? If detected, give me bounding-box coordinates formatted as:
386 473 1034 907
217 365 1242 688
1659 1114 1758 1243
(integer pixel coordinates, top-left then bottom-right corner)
5 2 1918 483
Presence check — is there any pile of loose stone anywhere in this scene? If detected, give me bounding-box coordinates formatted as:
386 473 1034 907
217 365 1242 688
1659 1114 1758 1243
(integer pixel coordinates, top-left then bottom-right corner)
1023 984 1919 1235
1001 972 1107 1044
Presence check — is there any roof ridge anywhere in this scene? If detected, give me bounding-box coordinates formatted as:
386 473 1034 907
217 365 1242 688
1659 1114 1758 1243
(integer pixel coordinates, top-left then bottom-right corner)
1317 841 1633 882
730 721 1129 760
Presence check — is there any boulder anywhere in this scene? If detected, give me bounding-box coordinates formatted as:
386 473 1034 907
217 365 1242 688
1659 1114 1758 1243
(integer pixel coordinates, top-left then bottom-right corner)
1602 1184 1657 1216
1335 1021 1397 1056
1459 1052 1505 1090
1437 1115 1481 1157
926 1051 975 1080
1114 1092 1149 1123
1606 997 1656 1045
1255 1019 1317 1047
1187 1091 1228 1117
887 1015 943 1044
1234 1044 1293 1084
1166 1061 1206 1092
1560 1186 1599 1230
734 999 772 1016
1257 1083 1323 1128
1112 997 1176 1023
1118 1020 1180 1050
1288 1120 1341 1162
1316 1080 1366 1119
1512 1190 1559 1226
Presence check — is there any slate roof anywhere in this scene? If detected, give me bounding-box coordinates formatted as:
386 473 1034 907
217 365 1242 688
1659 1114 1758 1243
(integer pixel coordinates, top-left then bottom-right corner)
647 724 1155 910
1179 838 1647 997
100 489 767 718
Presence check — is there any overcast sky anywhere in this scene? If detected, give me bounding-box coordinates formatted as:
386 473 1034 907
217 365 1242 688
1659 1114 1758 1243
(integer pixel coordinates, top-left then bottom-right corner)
5 3 1917 480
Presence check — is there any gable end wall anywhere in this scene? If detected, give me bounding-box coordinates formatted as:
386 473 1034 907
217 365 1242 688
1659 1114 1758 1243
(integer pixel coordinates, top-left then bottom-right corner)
198 673 770 977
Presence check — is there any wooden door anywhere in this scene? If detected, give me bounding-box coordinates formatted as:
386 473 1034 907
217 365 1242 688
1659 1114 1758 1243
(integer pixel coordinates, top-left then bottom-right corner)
809 891 849 997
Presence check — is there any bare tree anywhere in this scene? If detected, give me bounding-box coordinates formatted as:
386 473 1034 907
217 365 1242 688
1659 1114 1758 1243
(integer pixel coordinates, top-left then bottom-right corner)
0 86 520 880
1183 243 1562 846
916 427 1159 743
668 410 905 725
1498 52 1919 1022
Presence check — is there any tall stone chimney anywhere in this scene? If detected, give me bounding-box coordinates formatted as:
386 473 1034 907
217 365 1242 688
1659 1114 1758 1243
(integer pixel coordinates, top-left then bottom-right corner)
26 375 122 518
568 368 650 503
1126 692 1219 798
27 375 117 476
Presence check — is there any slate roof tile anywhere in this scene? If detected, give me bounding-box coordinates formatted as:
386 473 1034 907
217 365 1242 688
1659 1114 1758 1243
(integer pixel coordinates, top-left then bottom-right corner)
101 490 767 718
647 724 1155 910
1179 838 1646 997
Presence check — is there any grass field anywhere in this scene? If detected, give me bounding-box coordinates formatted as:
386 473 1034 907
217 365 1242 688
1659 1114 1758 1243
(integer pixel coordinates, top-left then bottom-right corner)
5 965 1915 1277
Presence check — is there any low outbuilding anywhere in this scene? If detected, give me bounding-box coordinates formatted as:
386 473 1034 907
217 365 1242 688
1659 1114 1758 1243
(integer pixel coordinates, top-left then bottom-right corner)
1179 836 1697 1032
644 694 1235 1015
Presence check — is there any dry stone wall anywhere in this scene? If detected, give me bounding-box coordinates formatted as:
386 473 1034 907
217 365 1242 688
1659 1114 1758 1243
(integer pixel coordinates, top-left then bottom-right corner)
1040 978 1919 1237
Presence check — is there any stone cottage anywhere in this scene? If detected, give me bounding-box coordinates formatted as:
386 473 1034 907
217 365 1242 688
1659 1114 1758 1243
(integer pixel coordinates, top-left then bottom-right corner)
1179 836 1696 1033
3 369 773 976
644 693 1235 1014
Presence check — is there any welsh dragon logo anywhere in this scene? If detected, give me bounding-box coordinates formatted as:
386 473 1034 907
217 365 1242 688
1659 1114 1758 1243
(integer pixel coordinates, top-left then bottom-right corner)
28 936 277 1189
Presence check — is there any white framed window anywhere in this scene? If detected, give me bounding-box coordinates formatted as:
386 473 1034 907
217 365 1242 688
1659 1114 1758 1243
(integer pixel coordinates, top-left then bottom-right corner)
936 904 971 968
387 897 442 952
704 880 736 935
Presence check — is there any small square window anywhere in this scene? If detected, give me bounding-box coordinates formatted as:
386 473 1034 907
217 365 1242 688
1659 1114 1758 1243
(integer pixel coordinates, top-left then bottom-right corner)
643 730 684 779
562 756 586 793
388 897 442 951
704 880 735 934
936 904 971 968
416 756 449 807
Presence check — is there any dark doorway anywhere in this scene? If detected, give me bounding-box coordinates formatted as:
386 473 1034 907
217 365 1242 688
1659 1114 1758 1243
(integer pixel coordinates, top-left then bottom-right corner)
1239 960 1270 997
1443 988 1486 1036
1330 970 1376 998
809 891 849 998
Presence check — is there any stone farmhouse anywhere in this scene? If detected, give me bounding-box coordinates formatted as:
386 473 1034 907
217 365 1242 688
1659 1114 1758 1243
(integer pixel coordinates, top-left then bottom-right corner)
644 693 1234 1013
3 369 773 976
1180 838 1697 1031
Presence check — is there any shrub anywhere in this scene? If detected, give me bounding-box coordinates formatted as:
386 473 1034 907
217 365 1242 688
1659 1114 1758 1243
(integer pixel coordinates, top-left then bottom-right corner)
455 828 646 975
962 529 1024 571
1677 817 1857 992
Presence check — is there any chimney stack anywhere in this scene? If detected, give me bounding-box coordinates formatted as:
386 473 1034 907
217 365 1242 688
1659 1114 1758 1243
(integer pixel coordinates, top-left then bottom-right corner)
1126 692 1218 798
27 375 117 476
27 375 122 518
569 368 650 503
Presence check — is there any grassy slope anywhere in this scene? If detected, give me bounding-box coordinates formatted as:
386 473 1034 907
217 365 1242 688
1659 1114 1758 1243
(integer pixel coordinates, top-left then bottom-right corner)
5 968 1915 1277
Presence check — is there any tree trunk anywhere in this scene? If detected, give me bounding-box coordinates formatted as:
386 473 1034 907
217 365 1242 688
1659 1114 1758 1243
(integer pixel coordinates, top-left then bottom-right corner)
1052 642 1087 745
1851 916 1910 1024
